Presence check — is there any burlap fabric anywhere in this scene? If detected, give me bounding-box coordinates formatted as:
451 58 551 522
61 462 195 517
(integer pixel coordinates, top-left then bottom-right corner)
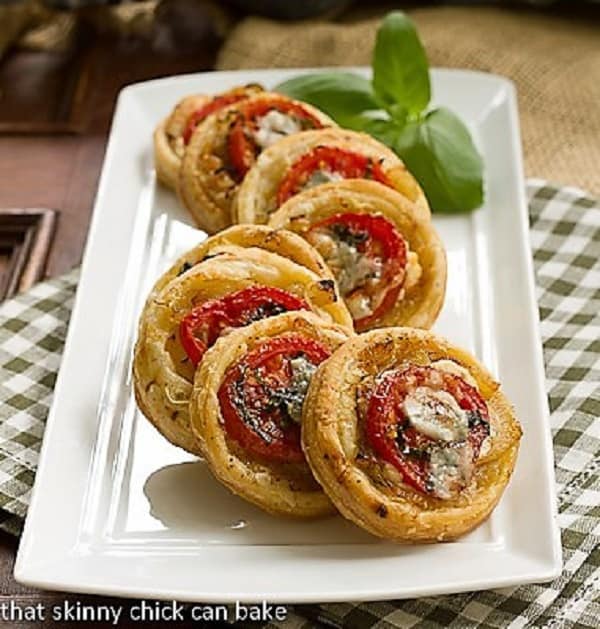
216 6 600 195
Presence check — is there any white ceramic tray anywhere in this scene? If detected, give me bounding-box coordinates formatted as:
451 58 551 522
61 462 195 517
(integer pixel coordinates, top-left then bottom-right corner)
15 68 562 603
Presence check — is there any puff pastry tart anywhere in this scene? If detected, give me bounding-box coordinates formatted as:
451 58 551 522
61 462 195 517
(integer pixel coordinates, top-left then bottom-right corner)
302 328 522 542
268 179 446 332
153 85 263 190
190 311 351 517
178 93 335 234
146 224 334 301
235 128 430 225
133 248 352 454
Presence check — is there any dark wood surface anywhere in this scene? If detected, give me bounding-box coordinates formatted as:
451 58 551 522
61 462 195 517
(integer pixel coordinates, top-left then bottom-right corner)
0 208 57 299
0 7 229 626
0 1 221 277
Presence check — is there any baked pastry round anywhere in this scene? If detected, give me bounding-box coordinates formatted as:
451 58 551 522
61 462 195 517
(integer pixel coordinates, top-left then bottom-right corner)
190 311 351 517
146 224 334 301
268 179 446 332
302 327 522 542
235 128 430 225
154 95 208 189
153 85 263 190
178 92 335 234
133 248 352 454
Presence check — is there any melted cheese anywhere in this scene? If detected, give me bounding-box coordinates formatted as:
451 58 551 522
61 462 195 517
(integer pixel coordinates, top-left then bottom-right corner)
308 230 381 296
428 360 494 455
285 356 317 424
308 224 422 321
337 243 382 295
403 386 469 442
304 169 344 190
428 442 473 499
253 110 302 149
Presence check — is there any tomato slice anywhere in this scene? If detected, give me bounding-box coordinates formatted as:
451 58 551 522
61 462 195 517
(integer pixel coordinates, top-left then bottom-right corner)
365 365 490 497
277 146 392 206
308 212 407 330
218 335 330 463
227 96 325 180
179 286 309 366
182 92 249 145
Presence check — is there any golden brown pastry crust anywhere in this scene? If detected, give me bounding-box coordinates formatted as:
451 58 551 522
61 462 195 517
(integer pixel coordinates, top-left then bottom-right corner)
133 247 353 454
154 95 209 190
301 327 522 542
154 86 263 191
177 93 335 234
268 179 447 330
146 224 335 301
235 128 430 225
190 311 351 517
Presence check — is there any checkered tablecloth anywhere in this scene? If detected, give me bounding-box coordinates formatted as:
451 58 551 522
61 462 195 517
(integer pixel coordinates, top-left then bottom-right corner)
0 181 598 628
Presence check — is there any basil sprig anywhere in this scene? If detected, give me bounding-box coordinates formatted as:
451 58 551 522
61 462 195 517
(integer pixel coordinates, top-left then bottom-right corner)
271 72 380 128
373 11 430 116
275 11 484 213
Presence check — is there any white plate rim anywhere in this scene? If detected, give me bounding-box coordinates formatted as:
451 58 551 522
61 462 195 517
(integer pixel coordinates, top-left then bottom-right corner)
14 67 562 603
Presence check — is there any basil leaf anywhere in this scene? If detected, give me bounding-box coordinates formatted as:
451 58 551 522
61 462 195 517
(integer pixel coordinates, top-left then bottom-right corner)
343 115 406 148
275 72 381 126
372 12 430 115
394 108 484 213
385 103 409 128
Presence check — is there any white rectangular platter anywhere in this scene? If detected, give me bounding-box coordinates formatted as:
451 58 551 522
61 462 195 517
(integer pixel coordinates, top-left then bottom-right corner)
15 68 562 603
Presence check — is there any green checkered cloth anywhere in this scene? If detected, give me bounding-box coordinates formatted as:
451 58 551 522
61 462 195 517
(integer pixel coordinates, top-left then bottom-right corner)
0 181 598 627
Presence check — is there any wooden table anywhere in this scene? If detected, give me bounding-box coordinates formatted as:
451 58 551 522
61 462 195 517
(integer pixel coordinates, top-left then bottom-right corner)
0 7 230 626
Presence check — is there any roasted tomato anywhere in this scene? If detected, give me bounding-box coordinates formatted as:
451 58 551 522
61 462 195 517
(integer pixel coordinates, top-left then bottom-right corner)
182 88 261 145
218 335 330 463
307 212 407 330
179 286 309 366
277 146 392 206
227 97 325 180
365 365 490 499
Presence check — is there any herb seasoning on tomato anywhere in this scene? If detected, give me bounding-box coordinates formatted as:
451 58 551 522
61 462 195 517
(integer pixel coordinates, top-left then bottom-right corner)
179 286 309 366
182 92 252 145
277 147 392 206
227 97 324 180
218 335 330 463
307 212 407 330
365 365 490 499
